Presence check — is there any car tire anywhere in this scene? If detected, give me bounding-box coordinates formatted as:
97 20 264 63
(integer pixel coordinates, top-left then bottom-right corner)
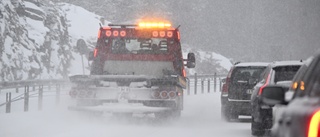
251 117 265 136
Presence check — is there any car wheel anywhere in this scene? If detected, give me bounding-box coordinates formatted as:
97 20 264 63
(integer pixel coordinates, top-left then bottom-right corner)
251 117 265 136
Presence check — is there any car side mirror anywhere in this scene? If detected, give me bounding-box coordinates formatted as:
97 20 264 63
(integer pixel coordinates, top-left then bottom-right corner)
261 85 288 105
186 53 195 68
88 51 94 61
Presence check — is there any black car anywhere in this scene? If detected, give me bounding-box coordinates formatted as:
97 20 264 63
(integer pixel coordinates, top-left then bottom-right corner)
221 62 268 121
250 61 303 136
261 51 320 137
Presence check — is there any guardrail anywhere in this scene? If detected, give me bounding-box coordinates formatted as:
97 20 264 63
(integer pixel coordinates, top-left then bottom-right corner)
0 79 69 113
0 73 227 114
186 73 227 95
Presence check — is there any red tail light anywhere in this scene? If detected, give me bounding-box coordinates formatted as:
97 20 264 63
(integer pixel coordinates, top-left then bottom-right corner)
222 78 230 93
94 48 98 57
308 109 320 137
222 67 234 93
182 68 187 77
258 73 271 95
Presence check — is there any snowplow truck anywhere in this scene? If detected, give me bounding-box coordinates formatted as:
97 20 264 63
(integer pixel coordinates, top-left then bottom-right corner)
68 21 195 118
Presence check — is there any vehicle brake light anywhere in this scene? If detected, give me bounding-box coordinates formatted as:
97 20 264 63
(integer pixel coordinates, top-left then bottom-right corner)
308 109 320 137
94 48 98 57
167 31 173 37
222 67 234 93
177 31 180 40
120 31 126 37
97 30 101 38
113 31 119 36
152 31 159 37
159 31 166 37
259 73 271 95
106 30 112 37
182 68 186 77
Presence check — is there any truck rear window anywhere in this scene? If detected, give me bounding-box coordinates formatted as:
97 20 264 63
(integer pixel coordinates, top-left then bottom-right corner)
111 38 168 54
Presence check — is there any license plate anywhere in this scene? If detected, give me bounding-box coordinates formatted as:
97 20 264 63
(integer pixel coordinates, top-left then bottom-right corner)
246 89 253 94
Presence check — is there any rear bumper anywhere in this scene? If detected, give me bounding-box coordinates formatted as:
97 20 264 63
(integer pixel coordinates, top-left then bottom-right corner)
223 99 251 115
68 103 174 114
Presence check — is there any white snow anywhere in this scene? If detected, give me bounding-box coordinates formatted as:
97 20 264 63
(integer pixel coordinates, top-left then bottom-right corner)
57 3 111 76
0 86 251 137
272 60 304 67
25 17 48 47
59 3 108 40
235 62 269 67
24 1 44 13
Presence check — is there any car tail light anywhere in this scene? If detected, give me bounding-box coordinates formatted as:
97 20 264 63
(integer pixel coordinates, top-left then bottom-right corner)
94 48 98 57
168 91 176 98
258 73 271 95
308 109 320 137
69 90 78 98
152 91 160 98
160 91 168 99
222 67 234 93
86 90 94 97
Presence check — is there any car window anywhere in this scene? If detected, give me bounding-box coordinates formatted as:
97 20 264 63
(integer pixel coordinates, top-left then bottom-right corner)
231 67 266 84
307 59 320 97
273 65 301 83
295 56 320 98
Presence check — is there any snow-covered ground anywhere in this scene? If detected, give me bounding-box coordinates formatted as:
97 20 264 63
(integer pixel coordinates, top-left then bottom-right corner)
0 86 251 137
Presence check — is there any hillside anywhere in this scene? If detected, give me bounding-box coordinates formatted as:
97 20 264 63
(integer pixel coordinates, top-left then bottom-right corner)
0 0 231 81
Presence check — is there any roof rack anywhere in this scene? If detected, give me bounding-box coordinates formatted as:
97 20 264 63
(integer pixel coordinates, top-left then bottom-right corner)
108 24 137 28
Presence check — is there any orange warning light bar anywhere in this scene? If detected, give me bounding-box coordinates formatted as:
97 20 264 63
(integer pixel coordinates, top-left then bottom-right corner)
138 22 172 29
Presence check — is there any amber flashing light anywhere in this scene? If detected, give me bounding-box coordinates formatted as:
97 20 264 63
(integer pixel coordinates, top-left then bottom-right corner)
300 81 305 91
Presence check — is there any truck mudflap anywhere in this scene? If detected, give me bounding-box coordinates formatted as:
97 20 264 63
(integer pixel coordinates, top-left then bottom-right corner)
68 103 173 114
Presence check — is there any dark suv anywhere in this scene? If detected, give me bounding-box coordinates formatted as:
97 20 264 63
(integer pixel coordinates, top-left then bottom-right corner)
250 61 303 136
221 62 268 121
261 52 319 137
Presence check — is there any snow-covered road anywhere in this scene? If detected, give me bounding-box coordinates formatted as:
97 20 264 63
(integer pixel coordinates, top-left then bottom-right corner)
0 89 251 137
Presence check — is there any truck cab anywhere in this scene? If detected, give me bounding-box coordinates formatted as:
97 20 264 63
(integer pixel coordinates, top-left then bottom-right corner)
69 21 195 118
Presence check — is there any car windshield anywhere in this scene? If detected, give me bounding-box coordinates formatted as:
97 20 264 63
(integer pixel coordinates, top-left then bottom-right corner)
111 38 168 54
